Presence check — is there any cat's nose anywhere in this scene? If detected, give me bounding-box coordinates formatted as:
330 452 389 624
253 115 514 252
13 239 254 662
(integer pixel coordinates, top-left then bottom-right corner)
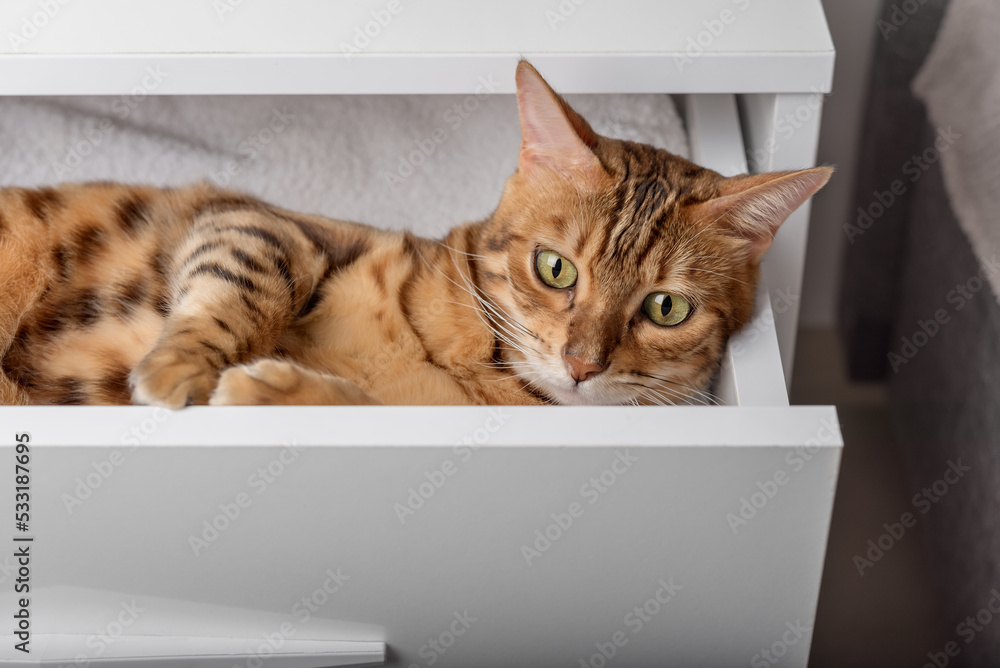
563 352 604 383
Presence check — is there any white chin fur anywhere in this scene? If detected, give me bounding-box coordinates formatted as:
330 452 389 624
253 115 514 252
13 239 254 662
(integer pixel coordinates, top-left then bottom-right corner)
517 370 623 406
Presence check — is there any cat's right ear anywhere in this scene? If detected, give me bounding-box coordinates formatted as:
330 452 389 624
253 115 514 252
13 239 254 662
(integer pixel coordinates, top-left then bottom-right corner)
515 61 606 186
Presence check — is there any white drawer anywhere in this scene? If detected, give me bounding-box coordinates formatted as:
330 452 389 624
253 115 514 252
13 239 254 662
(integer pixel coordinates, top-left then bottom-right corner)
0 92 841 668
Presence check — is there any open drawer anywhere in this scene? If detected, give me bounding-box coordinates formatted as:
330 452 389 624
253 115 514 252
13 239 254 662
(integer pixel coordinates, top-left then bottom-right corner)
0 89 841 667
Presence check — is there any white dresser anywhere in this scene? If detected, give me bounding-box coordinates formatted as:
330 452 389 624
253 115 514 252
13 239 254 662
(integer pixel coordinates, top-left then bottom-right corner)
0 2 839 666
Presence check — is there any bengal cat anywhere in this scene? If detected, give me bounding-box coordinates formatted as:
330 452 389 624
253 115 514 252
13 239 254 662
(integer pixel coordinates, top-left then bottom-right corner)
0 62 830 408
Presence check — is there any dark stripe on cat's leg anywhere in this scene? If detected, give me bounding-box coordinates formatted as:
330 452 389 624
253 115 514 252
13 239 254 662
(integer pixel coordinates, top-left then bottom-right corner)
216 225 287 252
199 340 233 366
53 377 87 405
22 187 65 224
181 241 227 267
231 248 267 273
240 292 265 323
67 289 103 327
99 365 132 403
290 217 371 267
115 194 152 233
186 263 260 294
52 247 70 282
112 280 148 318
71 225 106 265
294 227 370 318
154 294 171 316
191 195 262 219
213 317 234 335
232 246 296 299
297 261 334 318
273 254 296 301
338 238 366 268
150 251 170 283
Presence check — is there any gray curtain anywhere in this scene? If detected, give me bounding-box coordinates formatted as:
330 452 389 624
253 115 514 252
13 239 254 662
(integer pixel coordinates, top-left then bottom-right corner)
838 0 949 380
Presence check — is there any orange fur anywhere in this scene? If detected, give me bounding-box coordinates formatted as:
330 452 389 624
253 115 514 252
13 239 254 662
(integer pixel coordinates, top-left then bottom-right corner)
0 63 830 407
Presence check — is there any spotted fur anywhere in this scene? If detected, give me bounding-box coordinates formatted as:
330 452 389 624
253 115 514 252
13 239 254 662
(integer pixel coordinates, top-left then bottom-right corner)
0 62 830 407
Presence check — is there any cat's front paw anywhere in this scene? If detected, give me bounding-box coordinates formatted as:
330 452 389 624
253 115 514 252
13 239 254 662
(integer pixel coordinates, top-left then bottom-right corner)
209 359 379 406
130 347 220 409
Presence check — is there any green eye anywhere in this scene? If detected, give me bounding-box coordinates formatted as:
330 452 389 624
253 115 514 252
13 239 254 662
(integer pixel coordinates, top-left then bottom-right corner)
643 292 692 327
535 250 578 289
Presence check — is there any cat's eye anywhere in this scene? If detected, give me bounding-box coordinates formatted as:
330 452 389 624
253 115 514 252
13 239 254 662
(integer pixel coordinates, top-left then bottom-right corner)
642 292 691 327
535 250 578 289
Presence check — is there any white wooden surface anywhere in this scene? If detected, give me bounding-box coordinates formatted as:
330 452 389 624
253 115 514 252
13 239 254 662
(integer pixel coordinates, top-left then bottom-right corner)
685 94 790 407
1 406 841 668
0 0 833 94
0 635 384 667
739 93 827 387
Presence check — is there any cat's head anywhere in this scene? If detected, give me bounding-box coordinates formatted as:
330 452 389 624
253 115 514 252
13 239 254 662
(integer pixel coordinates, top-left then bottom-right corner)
475 61 831 405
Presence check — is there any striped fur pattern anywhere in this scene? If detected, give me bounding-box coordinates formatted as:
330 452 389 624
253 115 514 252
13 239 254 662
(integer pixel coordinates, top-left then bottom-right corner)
0 62 830 407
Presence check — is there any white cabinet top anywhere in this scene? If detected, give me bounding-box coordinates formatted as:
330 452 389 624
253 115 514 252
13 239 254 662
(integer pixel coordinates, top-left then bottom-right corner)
0 0 834 94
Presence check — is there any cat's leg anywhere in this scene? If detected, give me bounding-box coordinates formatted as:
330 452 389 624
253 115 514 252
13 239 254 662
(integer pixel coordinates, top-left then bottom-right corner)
130 209 335 408
209 358 380 406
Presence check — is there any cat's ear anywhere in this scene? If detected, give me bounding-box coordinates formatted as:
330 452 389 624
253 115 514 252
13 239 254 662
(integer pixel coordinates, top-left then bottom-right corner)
694 167 833 262
515 61 605 184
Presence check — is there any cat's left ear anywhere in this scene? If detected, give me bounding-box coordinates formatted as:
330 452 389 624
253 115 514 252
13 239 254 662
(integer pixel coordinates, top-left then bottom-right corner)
515 60 606 186
694 167 833 263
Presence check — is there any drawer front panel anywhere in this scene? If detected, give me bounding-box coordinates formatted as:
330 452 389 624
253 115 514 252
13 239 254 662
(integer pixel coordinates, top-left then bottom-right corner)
1 405 841 667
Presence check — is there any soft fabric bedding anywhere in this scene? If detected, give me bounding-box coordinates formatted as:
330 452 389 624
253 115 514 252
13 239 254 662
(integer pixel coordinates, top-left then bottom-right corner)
0 93 689 233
